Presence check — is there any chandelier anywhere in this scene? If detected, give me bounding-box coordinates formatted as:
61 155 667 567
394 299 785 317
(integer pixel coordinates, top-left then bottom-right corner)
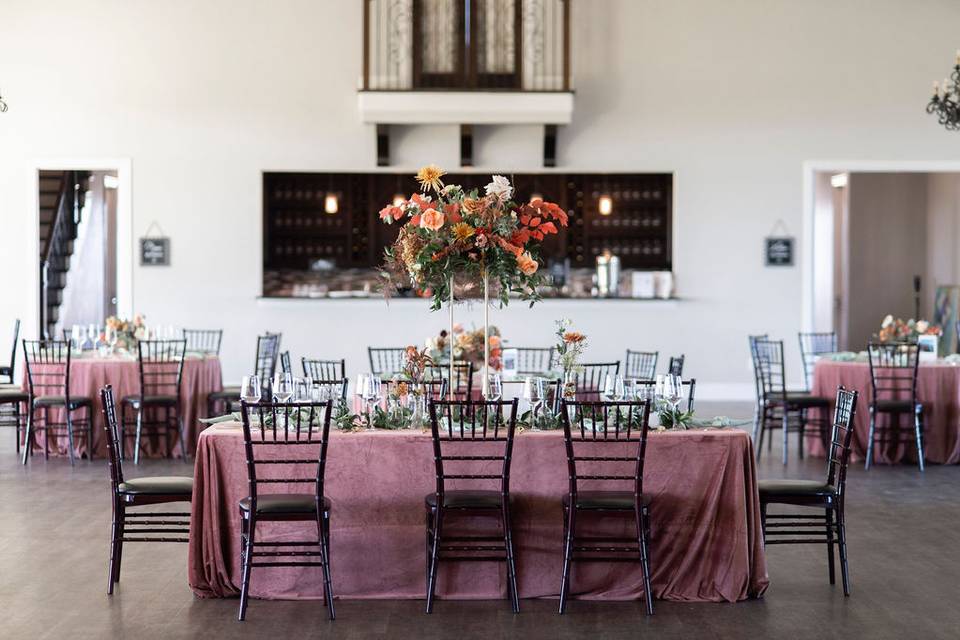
927 51 960 130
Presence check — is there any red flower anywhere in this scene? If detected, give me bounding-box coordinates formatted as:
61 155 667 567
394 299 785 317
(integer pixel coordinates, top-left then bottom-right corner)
443 202 462 223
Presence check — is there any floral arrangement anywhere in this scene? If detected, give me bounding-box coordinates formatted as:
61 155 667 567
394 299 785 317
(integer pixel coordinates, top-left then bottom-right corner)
379 165 569 310
553 319 587 375
877 315 941 343
426 323 503 371
103 314 147 350
401 345 434 383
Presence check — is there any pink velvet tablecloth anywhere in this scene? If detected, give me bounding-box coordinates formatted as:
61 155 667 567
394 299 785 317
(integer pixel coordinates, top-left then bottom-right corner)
21 355 222 459
811 360 960 465
188 427 768 603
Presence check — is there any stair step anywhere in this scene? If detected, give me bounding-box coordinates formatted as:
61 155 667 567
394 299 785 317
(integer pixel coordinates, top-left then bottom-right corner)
38 193 59 209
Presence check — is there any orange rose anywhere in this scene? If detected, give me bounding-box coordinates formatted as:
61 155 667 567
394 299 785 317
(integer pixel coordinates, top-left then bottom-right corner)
517 251 538 275
420 207 445 231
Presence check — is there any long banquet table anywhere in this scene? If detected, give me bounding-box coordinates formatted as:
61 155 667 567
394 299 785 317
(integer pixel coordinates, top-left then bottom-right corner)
21 354 222 459
811 359 960 464
189 425 768 603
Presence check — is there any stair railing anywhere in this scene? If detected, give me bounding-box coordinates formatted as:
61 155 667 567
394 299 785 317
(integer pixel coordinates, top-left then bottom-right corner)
39 171 77 338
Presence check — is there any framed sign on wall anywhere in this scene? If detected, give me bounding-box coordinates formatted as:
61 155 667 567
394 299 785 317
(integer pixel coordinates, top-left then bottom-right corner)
140 222 170 266
765 236 794 266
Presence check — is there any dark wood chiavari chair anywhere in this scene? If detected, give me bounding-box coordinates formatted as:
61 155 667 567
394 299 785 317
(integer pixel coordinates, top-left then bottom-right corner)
0 319 28 454
21 339 93 465
798 331 838 391
101 385 192 594
666 354 685 377
237 399 335 621
310 378 349 402
754 339 831 464
866 342 924 471
121 339 187 465
759 386 859 595
624 350 658 380
182 328 223 355
382 378 447 401
207 333 281 416
574 362 621 401
368 347 407 377
426 362 474 400
280 351 292 374
425 398 520 614
633 378 696 412
302 357 346 381
514 347 555 375
558 399 654 615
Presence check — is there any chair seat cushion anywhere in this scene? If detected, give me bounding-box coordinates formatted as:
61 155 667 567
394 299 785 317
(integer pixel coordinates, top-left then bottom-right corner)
33 395 92 409
121 394 178 407
874 399 918 412
758 479 836 498
425 490 503 509
119 476 194 496
563 491 652 510
239 494 330 515
785 393 831 408
0 387 28 402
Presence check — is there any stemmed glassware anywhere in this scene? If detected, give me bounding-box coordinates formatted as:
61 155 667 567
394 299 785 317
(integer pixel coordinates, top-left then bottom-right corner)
240 375 261 405
602 374 625 401
486 374 502 401
523 376 545 430
273 372 294 403
666 374 683 413
356 374 380 430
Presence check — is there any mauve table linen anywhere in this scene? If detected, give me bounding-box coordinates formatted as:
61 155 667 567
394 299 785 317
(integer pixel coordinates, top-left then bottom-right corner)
21 355 222 459
188 426 768 603
811 360 960 464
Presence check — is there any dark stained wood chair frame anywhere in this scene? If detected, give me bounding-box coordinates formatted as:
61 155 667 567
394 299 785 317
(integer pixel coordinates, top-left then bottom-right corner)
21 339 93 465
0 318 27 454
302 357 346 381
121 339 187 465
760 386 859 595
624 350 658 381
207 333 281 416
182 328 223 355
368 347 407 377
798 331 838 391
238 399 336 621
574 362 621 401
102 385 192 594
514 346 555 376
558 399 654 615
632 377 697 413
425 398 520 614
865 342 925 472
666 354 685 377
426 361 475 400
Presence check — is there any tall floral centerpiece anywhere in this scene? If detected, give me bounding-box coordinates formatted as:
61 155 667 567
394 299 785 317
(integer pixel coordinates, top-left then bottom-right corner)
380 165 569 397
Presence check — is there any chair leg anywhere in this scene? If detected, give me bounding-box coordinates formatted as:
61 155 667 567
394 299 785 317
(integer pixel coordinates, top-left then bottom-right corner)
65 409 76 466
914 406 925 473
797 409 806 460
760 500 768 543
837 508 851 596
107 501 123 594
781 409 789 465
21 404 34 465
501 502 520 614
637 506 654 616
13 402 21 454
319 510 335 620
238 514 255 621
43 407 49 460
113 505 125 586
825 508 836 585
865 409 876 470
425 507 434 589
425 507 443 613
755 410 766 460
177 411 188 463
133 407 143 465
558 505 575 614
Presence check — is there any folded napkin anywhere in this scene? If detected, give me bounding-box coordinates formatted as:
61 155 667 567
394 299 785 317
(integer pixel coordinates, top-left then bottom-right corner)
687 416 752 429
199 413 240 425
826 352 859 362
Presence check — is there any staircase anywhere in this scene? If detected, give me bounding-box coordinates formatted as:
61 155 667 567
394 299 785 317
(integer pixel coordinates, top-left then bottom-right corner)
39 170 87 339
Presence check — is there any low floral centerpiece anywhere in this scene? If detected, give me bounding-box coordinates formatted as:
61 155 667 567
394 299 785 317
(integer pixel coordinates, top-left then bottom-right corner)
877 315 941 343
103 314 147 351
554 318 587 403
379 165 569 397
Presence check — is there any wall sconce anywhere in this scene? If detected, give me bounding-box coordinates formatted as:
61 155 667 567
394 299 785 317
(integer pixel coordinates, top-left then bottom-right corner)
324 193 339 214
529 192 543 202
392 193 406 207
598 195 613 216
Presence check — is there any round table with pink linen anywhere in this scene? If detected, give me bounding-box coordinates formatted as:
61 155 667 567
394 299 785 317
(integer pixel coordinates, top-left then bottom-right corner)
811 359 960 465
21 353 223 460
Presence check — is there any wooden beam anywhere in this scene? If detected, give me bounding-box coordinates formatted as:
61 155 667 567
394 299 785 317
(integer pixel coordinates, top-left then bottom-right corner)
460 124 473 167
362 0 370 90
544 124 558 167
377 124 390 167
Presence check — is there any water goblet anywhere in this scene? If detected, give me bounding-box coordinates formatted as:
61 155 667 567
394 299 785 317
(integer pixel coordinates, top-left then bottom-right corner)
240 375 261 404
486 374 502 401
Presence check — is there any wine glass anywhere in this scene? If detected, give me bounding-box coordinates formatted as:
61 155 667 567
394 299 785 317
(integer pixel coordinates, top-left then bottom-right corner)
667 374 683 412
486 374 502 401
363 376 381 430
602 374 624 401
654 374 667 410
71 325 82 350
274 372 294 403
523 377 544 430
240 375 261 404
294 377 310 402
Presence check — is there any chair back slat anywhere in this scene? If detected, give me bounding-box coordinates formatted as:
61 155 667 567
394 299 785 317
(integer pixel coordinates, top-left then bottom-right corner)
561 400 652 500
22 339 72 398
667 354 685 377
867 342 919 403
515 347 554 375
309 378 349 401
825 386 859 498
368 347 406 377
428 399 518 500
632 378 696 413
426 362 474 400
748 333 769 408
2 318 20 383
182 329 222 355
240 400 333 506
624 351 657 380
383 378 447 401
574 362 621 401
255 334 282 385
137 340 186 398
302 357 346 381
100 384 124 487
798 331 837 390
754 339 788 403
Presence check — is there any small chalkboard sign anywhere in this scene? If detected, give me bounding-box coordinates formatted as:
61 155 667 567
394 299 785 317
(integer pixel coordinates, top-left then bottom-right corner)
140 237 170 266
765 236 794 267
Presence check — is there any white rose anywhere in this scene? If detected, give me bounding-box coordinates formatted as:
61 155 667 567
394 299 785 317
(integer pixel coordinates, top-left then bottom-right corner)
881 314 894 328
916 320 929 333
485 175 513 201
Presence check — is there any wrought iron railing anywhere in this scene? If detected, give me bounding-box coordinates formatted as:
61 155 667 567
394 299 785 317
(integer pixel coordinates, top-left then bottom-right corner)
362 0 571 91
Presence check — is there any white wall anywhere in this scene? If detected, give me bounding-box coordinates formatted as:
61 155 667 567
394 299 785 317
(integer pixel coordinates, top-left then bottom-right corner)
2 0 960 397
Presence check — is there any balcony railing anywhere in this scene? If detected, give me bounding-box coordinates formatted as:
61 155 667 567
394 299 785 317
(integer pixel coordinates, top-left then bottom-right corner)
362 0 571 92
